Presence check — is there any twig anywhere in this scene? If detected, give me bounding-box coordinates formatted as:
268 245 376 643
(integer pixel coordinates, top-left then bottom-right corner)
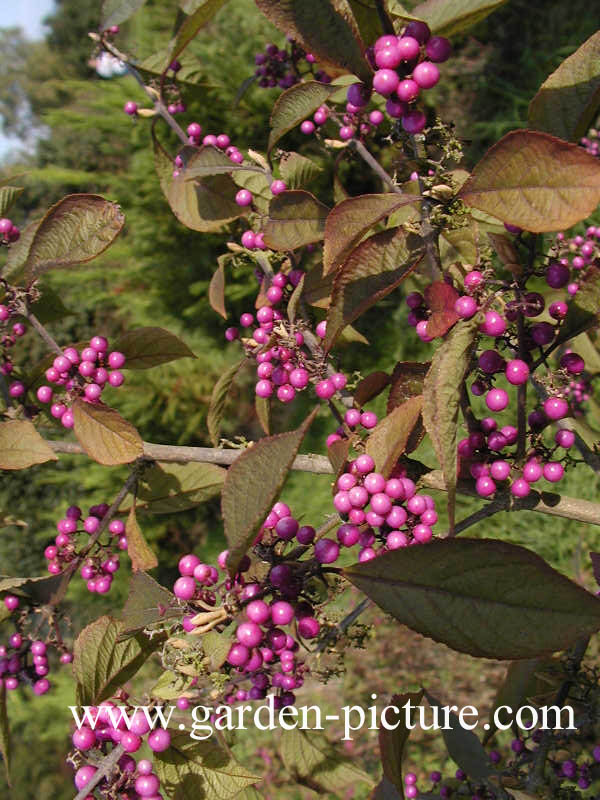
73 743 125 800
316 598 372 653
349 139 403 194
23 309 64 356
44 439 600 527
90 33 188 146
410 134 442 280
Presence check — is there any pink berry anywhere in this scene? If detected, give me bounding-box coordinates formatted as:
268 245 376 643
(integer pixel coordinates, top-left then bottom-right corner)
454 295 478 319
235 189 253 207
486 388 509 412
396 79 419 103
147 728 171 752
543 397 569 421
479 311 506 336
300 120 315 135
426 36 452 62
505 359 530 385
124 101 137 116
555 429 575 448
412 61 440 89
543 462 564 482
476 476 496 497
270 180 287 195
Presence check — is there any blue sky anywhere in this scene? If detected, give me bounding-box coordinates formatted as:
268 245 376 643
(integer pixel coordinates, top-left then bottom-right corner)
0 0 56 159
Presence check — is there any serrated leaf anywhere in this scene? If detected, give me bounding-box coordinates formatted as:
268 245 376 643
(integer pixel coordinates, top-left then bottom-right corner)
354 371 390 408
387 362 429 412
0 186 23 219
280 729 374 793
0 421 58 470
0 572 69 605
413 0 508 36
324 228 425 350
422 317 479 532
263 190 330 251
484 659 544 744
72 400 143 466
255 395 271 435
135 461 225 514
126 506 157 571
256 0 371 86
223 408 318 574
74 616 157 705
279 152 323 189
154 140 244 233
168 0 230 64
378 690 424 795
209 259 227 319
529 32 600 142
113 326 196 369
18 194 124 284
458 130 600 233
324 193 419 276
154 734 260 799
268 82 337 153
366 396 424 477
439 225 479 268
207 358 248 447
424 281 460 338
425 691 496 781
101 0 147 28
343 538 600 659
0 684 9 784
121 571 179 633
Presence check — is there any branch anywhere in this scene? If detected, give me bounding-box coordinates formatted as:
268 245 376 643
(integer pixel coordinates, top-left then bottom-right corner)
44 439 600 527
73 743 125 800
23 309 64 356
316 598 372 653
90 33 188 146
410 134 442 280
349 138 403 194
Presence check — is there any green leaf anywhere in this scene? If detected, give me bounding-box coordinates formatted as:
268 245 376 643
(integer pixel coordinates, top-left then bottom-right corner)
72 400 143 466
30 284 73 324
458 130 600 233
18 194 124 284
0 186 23 219
0 421 58 470
263 190 330 251
207 358 248 447
347 0 393 43
121 571 179 633
209 257 227 319
101 0 147 28
287 274 305 323
126 506 157 571
223 407 318 574
439 224 479 267
412 0 508 36
279 152 323 189
323 193 420 276
168 0 230 64
154 734 260 799
113 326 196 369
255 395 271 435
343 538 600 659
387 361 429 412
378 690 424 795
366 396 424 477
422 317 478 532
484 659 544 743
1 219 40 281
202 629 234 670
255 0 371 84
553 264 600 347
152 670 194 700
74 616 157 705
232 167 272 215
529 31 600 142
182 146 262 180
354 371 390 408
0 572 69 606
135 461 226 514
280 729 374 793
425 691 496 781
155 141 244 233
323 227 425 350
0 684 9 784
268 81 337 153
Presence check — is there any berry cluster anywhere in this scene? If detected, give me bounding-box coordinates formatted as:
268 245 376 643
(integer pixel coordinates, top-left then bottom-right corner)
404 224 600 499
225 271 349 405
0 289 27 377
580 126 599 158
173 503 326 709
28 335 126 429
0 595 72 695
254 41 307 90
170 124 242 177
0 216 20 244
332 455 438 558
43 503 126 595
71 699 171 799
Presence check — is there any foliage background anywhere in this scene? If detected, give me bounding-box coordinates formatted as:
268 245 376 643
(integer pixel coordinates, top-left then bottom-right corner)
0 0 599 795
